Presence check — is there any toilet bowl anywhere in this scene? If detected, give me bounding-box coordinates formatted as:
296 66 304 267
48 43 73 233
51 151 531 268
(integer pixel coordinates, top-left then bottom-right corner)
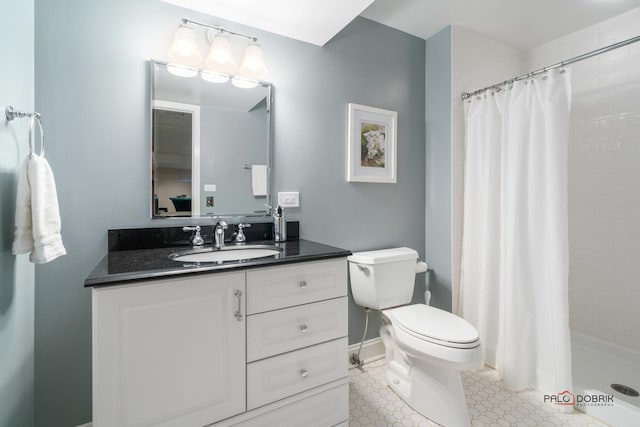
348 248 482 427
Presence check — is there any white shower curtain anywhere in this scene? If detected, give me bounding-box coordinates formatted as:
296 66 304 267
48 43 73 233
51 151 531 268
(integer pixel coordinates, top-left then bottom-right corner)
460 70 573 395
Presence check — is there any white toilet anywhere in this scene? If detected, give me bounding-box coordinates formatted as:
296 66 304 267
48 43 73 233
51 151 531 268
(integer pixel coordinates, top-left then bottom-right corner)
348 247 482 427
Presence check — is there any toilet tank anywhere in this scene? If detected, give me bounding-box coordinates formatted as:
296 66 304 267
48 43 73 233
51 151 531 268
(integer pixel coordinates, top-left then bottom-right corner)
348 247 418 309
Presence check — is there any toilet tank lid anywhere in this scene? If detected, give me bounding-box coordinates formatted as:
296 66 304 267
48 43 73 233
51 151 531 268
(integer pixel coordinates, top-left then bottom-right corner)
348 247 418 265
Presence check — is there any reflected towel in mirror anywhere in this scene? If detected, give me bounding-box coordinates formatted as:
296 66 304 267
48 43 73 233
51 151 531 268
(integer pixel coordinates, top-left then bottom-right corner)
251 164 267 196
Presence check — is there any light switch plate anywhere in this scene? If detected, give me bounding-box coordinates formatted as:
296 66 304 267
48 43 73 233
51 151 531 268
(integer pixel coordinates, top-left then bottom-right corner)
204 184 217 192
278 192 300 208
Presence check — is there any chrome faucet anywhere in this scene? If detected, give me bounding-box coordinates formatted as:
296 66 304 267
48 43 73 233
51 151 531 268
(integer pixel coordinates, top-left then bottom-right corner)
214 220 228 249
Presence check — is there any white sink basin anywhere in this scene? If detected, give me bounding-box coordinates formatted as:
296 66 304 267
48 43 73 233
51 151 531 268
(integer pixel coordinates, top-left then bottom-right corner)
170 245 281 263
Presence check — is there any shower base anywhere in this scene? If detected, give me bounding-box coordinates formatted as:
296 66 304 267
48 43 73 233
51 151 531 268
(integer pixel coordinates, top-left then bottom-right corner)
572 332 640 426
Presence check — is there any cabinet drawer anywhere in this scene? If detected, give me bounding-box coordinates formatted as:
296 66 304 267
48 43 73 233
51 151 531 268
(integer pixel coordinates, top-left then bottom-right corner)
247 297 347 362
246 259 347 314
229 383 349 427
246 337 348 410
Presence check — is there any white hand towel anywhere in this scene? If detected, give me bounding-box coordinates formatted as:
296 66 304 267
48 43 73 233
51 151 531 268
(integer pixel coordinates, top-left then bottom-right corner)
251 164 267 196
12 156 34 255
12 154 66 263
28 154 66 263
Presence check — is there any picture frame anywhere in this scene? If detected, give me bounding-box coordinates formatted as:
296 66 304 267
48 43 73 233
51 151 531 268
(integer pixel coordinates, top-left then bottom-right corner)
347 103 397 183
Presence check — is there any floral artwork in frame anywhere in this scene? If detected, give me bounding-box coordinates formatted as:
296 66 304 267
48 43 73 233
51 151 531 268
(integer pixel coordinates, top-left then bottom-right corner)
347 103 397 183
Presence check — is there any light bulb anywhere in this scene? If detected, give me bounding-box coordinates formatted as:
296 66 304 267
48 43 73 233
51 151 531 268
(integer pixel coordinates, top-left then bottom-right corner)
205 34 237 74
168 25 203 66
238 43 268 80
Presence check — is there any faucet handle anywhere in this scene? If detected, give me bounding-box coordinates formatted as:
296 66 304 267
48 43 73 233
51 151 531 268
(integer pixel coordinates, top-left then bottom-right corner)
182 226 204 247
234 223 252 243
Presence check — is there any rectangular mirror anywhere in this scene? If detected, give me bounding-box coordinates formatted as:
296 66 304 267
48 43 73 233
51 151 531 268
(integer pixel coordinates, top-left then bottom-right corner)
150 60 272 218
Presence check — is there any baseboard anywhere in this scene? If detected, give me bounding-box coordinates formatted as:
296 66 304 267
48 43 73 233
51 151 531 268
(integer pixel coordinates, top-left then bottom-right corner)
348 337 385 368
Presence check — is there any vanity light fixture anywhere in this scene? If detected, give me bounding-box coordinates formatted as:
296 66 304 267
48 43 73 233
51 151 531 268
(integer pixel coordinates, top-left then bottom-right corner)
167 24 203 66
205 32 237 74
167 18 268 87
238 42 268 80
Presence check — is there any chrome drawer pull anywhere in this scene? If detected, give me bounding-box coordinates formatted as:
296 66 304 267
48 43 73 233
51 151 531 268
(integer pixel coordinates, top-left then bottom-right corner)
300 369 309 379
234 290 243 321
299 324 308 334
299 280 308 289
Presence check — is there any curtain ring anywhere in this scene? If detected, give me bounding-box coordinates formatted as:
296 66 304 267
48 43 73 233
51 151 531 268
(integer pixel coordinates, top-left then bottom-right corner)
29 114 45 158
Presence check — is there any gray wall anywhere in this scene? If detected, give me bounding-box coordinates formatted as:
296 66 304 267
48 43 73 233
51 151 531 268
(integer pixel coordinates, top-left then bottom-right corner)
0 0 35 426
34 1 425 425
424 27 452 311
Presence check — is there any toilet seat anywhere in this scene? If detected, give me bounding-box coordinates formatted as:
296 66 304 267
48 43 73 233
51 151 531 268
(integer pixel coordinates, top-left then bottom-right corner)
384 304 480 349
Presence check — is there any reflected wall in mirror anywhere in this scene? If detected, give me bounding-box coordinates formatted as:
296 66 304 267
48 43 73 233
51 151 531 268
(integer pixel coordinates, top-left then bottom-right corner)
150 60 272 219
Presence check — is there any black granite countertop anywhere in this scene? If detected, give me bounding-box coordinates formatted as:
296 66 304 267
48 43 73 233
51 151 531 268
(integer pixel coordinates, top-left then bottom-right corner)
85 239 352 287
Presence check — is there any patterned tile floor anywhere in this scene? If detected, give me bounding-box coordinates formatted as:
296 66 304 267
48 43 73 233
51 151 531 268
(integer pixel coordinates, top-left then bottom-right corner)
349 359 608 426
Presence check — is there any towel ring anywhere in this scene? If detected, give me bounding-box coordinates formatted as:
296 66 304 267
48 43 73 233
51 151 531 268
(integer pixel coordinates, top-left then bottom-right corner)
29 114 45 158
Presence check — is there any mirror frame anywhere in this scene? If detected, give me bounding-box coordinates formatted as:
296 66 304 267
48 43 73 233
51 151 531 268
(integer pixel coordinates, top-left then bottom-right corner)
149 59 273 219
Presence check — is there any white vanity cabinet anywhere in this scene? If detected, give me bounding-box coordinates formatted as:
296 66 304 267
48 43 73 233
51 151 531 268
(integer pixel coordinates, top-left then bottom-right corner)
92 271 246 427
92 257 349 427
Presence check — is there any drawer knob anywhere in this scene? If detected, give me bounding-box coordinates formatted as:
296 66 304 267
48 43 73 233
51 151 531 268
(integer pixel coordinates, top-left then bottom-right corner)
300 324 308 334
300 369 309 379
299 280 308 289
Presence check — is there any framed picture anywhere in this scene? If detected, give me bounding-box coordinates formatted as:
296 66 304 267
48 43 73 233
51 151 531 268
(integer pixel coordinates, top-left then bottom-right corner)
347 103 397 183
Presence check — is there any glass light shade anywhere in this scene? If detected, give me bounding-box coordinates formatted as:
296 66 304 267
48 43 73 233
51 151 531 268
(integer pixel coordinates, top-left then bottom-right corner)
167 63 198 78
204 34 237 74
168 26 203 66
237 43 268 80
231 76 259 89
201 70 230 84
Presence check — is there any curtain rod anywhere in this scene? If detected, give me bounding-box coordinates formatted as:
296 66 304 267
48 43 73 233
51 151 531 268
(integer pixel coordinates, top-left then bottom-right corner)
461 33 640 100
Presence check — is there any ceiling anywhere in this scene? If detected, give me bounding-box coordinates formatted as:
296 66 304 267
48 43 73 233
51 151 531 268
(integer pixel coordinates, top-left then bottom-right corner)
159 0 375 46
160 0 640 51
362 0 640 50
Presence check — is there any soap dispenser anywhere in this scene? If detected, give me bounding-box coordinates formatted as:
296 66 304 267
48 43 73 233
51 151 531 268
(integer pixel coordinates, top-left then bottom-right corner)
273 205 287 242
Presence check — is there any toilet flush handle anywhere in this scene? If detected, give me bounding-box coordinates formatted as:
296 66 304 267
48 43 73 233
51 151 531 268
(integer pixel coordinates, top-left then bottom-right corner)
356 264 370 275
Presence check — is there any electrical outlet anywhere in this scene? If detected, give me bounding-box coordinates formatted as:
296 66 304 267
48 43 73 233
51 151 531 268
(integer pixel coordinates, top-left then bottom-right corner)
277 191 300 208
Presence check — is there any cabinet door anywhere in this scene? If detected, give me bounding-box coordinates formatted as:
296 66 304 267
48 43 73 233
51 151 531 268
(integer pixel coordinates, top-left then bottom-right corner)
93 272 246 427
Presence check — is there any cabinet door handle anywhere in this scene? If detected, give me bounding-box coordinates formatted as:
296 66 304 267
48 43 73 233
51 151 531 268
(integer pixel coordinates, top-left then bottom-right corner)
234 290 243 321
299 324 308 334
299 280 308 289
299 369 309 379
